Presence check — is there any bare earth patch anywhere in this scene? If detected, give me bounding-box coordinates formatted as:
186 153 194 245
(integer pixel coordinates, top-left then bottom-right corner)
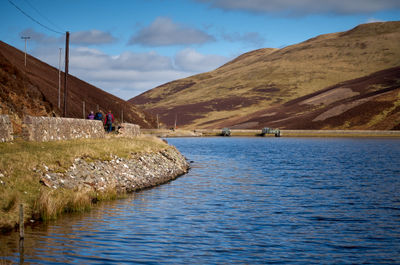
301 88 359 106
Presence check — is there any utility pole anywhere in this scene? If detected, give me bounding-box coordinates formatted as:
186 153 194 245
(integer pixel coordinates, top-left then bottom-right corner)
21 36 30 67
63 31 69 117
58 48 62 109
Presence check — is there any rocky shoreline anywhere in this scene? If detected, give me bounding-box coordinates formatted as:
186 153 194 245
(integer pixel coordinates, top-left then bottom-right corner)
38 146 190 194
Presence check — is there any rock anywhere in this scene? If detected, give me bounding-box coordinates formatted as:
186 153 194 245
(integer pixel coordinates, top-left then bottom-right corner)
38 147 189 194
39 178 52 188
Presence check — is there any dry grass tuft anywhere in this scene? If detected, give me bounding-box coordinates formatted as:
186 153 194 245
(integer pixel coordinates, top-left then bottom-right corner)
35 188 92 220
0 135 169 231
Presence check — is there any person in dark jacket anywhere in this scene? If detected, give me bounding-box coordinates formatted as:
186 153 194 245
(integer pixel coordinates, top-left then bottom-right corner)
104 110 114 133
94 111 103 121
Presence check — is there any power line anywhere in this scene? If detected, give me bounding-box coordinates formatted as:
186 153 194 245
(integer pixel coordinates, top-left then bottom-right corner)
23 0 64 33
8 0 64 35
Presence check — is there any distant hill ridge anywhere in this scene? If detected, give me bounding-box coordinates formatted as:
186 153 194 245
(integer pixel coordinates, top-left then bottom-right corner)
130 21 400 130
0 41 156 132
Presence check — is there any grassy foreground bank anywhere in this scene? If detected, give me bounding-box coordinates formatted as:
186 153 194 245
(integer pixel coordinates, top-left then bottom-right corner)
0 136 168 232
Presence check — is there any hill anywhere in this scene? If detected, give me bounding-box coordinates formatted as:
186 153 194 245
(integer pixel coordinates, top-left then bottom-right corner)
130 21 400 129
0 41 156 133
227 66 400 130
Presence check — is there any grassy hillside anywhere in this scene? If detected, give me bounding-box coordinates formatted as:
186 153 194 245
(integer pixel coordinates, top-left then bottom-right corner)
130 21 400 129
0 41 157 132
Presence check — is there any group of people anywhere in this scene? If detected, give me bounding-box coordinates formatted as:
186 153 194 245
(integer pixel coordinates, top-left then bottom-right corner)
87 110 114 133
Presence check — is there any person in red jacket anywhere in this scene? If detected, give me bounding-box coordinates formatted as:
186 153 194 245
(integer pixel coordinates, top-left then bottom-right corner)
104 110 114 133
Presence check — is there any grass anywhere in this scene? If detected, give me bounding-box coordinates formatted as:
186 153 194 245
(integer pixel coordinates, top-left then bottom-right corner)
0 135 168 232
366 91 400 128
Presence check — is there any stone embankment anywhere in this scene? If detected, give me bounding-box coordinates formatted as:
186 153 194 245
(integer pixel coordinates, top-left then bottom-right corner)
38 146 189 193
0 115 13 142
118 123 140 138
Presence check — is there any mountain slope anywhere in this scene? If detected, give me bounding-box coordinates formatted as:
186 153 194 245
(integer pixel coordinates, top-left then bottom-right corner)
0 41 156 133
225 66 400 130
130 21 400 129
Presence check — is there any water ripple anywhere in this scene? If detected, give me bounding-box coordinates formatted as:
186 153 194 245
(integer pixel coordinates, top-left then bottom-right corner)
1 137 400 264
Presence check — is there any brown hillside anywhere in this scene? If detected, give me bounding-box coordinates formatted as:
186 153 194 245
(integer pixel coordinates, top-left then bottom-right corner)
223 66 400 130
130 21 400 129
0 41 156 133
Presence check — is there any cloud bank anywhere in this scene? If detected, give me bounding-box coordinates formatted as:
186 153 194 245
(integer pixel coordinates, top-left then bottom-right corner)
67 48 228 99
70 30 116 45
26 27 230 99
175 48 228 72
129 17 215 46
197 0 400 15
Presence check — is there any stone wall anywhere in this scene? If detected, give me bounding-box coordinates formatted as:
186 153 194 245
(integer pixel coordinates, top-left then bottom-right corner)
118 123 140 137
22 116 105 142
0 115 13 142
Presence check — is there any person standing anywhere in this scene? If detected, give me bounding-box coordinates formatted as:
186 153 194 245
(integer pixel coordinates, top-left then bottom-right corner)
94 110 103 121
87 111 95 120
104 110 114 133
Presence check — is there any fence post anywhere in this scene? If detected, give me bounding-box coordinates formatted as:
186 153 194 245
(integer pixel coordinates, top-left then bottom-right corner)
19 204 24 239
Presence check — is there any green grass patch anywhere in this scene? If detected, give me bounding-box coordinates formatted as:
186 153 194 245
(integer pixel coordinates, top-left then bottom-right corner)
0 135 168 232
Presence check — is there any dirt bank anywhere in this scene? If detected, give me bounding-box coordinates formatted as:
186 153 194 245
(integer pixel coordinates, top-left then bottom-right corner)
39 146 190 193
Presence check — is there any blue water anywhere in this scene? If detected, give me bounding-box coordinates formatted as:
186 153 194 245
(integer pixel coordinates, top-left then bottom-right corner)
1 137 400 264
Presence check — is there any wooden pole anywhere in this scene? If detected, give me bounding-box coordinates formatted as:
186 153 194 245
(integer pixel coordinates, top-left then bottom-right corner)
83 101 85 119
21 36 30 67
58 48 61 109
63 31 69 117
19 237 25 264
19 204 24 239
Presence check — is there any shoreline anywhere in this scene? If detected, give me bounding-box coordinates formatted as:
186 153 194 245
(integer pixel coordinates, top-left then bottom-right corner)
0 136 189 233
39 146 189 194
142 129 400 138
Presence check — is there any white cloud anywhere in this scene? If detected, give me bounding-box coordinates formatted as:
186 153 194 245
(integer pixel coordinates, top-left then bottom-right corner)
70 47 110 69
366 17 385 23
129 17 215 46
197 0 400 15
221 31 265 47
111 51 173 71
20 28 61 45
70 30 117 45
174 48 229 72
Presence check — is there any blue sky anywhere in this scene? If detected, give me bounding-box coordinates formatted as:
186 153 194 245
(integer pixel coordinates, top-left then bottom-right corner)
1 0 400 99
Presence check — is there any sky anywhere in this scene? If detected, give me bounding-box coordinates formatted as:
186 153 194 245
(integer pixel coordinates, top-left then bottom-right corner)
1 0 400 100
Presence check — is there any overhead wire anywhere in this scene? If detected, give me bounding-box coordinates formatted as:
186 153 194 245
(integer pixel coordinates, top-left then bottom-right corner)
23 0 64 33
7 0 65 35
